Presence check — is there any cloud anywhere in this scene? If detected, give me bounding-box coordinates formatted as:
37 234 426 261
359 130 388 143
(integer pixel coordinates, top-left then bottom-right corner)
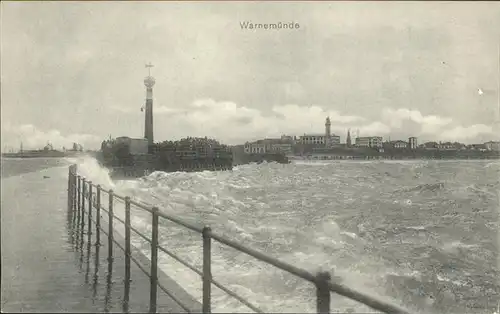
272 105 366 124
151 100 369 143
379 107 498 142
381 108 453 134
1 123 101 150
438 124 495 142
150 100 496 144
135 99 378 143
356 122 392 136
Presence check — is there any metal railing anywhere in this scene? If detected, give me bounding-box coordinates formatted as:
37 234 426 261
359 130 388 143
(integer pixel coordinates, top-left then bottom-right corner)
66 164 414 314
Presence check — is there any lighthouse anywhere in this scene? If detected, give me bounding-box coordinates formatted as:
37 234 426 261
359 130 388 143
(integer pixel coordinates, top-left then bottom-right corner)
346 129 352 147
143 63 155 150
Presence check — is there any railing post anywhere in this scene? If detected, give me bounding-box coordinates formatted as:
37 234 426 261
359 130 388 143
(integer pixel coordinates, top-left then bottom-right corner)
71 170 76 225
88 182 93 243
149 207 159 314
67 167 72 211
72 167 77 211
315 271 331 314
202 227 212 313
81 178 86 231
108 190 114 262
77 175 81 211
124 197 131 282
96 185 101 246
76 176 81 230
124 196 132 311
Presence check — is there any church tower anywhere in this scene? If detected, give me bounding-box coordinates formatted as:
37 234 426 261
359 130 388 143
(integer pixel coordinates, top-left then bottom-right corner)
346 129 352 147
325 116 331 147
143 63 155 150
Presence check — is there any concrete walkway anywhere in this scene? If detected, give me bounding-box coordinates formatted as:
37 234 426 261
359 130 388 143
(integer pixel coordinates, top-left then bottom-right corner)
1 166 193 313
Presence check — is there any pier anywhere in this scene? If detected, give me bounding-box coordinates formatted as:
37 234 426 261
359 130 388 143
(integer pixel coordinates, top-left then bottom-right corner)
2 164 415 314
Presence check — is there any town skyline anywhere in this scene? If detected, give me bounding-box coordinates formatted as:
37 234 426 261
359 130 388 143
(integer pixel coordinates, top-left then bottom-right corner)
3 118 500 153
2 2 500 150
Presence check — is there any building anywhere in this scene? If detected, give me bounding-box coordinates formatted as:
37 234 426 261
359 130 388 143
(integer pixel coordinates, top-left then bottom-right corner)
299 134 340 146
484 141 500 151
467 144 488 151
355 136 383 148
244 139 293 155
280 135 296 143
408 137 418 150
421 142 438 150
391 140 408 149
437 142 455 150
299 134 326 145
436 142 466 150
244 141 266 154
115 136 149 155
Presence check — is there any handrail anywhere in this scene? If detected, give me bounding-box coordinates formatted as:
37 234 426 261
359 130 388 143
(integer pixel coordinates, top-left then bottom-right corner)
68 165 414 314
94 202 263 312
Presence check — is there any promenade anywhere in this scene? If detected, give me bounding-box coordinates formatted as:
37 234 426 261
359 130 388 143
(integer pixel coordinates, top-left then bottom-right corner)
1 165 189 312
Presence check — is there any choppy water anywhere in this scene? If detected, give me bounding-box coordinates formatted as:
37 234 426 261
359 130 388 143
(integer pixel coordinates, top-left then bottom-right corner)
3 156 500 313
1 157 68 178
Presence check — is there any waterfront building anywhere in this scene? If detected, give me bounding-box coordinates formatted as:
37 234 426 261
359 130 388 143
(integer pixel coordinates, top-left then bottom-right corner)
484 141 500 151
115 136 149 155
421 142 438 150
437 142 454 150
244 139 293 155
408 137 418 150
299 134 340 146
355 136 383 148
43 142 52 150
437 142 466 150
299 134 325 145
280 135 297 143
389 140 408 149
467 144 488 151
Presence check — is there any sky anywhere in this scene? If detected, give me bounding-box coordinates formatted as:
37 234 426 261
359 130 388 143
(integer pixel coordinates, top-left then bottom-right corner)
1 1 500 150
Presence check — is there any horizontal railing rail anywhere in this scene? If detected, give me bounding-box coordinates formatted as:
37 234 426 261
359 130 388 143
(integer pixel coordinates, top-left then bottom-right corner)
67 164 414 314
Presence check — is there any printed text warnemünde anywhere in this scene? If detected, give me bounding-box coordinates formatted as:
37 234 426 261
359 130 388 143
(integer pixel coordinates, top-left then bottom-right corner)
240 22 300 30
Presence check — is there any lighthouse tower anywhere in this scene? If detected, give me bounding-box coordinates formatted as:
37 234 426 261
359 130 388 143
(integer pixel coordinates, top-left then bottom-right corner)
346 129 352 147
325 116 331 148
144 63 155 150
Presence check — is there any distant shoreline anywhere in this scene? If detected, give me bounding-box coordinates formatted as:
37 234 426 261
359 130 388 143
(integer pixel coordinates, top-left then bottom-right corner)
1 151 86 159
289 154 500 161
1 158 70 178
290 157 499 162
